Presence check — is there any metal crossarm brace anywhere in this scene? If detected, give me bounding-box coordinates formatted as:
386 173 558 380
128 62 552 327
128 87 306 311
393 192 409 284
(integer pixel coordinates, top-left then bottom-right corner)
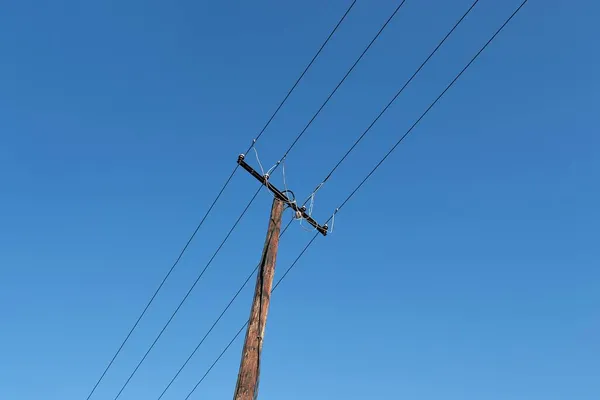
237 154 328 236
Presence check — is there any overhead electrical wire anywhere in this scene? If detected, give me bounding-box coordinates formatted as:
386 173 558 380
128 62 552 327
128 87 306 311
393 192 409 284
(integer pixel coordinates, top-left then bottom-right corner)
183 233 319 400
154 218 295 400
102 0 406 396
181 1 530 397
111 187 263 400
145 5 482 396
104 2 412 396
303 0 481 204
82 3 356 399
107 2 413 395
237 0 408 234
335 0 530 215
243 0 358 154
260 0 409 176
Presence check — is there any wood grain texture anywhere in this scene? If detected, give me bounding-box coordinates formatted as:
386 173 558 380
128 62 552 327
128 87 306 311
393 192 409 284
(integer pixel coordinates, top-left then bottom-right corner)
233 197 283 400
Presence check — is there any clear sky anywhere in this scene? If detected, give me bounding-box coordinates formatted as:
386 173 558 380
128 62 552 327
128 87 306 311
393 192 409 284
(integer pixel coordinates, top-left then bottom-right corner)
1 1 598 399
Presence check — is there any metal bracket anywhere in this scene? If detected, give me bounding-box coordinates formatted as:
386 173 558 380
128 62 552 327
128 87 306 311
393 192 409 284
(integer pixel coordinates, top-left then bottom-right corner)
238 154 328 236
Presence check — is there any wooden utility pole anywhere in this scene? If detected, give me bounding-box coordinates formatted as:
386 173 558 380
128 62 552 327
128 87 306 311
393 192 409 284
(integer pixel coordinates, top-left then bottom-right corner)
232 153 328 399
233 197 284 400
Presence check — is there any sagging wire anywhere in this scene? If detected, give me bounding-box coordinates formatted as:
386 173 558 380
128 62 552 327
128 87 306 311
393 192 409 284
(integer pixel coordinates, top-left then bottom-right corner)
299 192 317 232
254 144 330 235
281 159 303 221
255 147 305 227
265 160 279 178
282 159 290 198
281 160 320 232
252 146 266 177
328 208 339 234
253 145 279 200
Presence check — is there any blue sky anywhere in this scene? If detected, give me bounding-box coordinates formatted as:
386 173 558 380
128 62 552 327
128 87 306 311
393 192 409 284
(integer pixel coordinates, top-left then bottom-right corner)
1 1 598 399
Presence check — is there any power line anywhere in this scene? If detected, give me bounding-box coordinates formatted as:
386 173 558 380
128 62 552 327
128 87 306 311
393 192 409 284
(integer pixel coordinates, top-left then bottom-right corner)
111 187 263 400
82 166 238 400
183 232 320 400
152 6 414 393
182 1 529 396
336 0 530 215
242 0 408 237
155 218 295 400
108 1 400 395
159 0 472 374
304 0 481 203
268 0 409 170
83 3 355 399
145 3 414 393
238 0 408 236
244 0 358 154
